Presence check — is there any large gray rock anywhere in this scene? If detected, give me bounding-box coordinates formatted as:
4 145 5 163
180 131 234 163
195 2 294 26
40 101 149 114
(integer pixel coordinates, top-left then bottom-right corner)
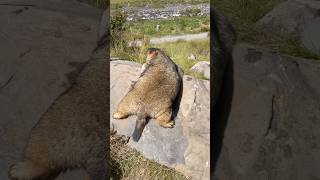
110 60 210 179
0 1 101 179
257 0 320 55
214 43 320 180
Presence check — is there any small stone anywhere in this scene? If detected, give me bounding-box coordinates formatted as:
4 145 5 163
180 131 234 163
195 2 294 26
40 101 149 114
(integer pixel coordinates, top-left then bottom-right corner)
187 53 197 61
190 61 210 79
155 24 160 32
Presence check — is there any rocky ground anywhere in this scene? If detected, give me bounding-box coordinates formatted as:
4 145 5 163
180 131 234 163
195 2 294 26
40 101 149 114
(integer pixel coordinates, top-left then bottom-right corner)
213 43 320 180
213 1 320 179
121 3 209 21
1 0 320 180
110 60 210 179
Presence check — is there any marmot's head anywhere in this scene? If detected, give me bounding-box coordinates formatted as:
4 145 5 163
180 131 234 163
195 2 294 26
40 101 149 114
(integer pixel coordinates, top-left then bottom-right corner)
146 48 159 61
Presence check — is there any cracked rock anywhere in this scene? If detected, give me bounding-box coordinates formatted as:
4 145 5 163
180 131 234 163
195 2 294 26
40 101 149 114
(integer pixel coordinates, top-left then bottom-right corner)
214 43 320 180
110 60 210 180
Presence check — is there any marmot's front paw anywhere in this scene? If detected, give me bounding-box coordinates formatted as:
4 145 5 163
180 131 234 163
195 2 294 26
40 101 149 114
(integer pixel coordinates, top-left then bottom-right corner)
113 112 128 119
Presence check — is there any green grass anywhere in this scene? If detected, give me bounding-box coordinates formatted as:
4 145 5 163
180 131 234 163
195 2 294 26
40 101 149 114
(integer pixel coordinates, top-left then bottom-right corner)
154 39 209 78
126 16 209 39
111 39 210 79
213 0 320 60
111 0 208 8
110 133 188 179
110 7 210 79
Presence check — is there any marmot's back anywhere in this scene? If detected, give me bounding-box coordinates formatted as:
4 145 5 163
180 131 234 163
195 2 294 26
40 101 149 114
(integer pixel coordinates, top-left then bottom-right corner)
113 48 182 141
129 51 180 114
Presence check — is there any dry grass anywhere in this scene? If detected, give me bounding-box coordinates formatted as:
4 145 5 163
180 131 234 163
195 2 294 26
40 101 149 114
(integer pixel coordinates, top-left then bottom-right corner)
110 133 188 180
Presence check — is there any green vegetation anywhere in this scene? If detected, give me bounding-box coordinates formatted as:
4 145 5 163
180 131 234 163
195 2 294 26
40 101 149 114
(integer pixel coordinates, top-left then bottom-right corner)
213 0 320 60
154 39 209 79
111 0 208 8
110 133 188 179
111 38 209 79
127 16 209 38
111 8 210 79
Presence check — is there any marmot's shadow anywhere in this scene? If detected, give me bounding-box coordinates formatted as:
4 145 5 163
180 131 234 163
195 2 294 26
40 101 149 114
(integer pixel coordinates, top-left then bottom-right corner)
172 79 183 120
212 58 234 175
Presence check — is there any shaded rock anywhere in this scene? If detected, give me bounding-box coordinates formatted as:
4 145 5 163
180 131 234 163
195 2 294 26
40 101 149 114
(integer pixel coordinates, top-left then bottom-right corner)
98 8 108 39
0 0 101 179
110 60 210 179
191 61 210 79
214 43 320 180
97 7 109 54
257 0 320 54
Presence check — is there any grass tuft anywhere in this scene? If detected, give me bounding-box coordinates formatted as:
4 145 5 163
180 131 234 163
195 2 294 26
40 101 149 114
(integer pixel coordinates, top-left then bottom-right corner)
213 0 320 60
154 39 209 78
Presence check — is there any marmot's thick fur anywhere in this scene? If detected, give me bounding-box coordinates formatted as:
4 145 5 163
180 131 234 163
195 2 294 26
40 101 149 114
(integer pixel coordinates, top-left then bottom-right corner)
113 48 183 141
212 8 237 105
8 30 109 180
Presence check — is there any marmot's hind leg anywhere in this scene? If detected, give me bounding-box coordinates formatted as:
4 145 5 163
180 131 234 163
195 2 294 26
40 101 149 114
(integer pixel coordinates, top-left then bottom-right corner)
156 109 174 128
113 99 132 119
8 160 53 180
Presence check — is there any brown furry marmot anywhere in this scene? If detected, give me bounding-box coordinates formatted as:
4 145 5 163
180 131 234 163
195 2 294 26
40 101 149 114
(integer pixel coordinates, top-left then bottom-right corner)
8 57 108 180
8 3 111 178
113 48 183 142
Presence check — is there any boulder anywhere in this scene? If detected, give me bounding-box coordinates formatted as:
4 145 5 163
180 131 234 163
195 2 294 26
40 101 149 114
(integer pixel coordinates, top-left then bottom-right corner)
257 0 320 55
0 1 101 179
214 43 320 180
191 61 210 79
110 60 210 180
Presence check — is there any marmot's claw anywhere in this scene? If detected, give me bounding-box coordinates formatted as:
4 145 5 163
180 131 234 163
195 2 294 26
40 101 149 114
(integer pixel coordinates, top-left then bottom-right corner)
162 121 174 128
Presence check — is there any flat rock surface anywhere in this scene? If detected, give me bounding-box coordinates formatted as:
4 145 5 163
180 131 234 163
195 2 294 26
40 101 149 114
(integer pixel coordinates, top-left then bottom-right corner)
110 60 210 179
214 43 320 180
0 1 101 179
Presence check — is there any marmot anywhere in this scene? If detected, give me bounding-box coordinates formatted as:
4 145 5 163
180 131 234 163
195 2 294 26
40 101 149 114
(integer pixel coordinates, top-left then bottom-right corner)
8 32 109 180
113 48 183 142
211 8 237 105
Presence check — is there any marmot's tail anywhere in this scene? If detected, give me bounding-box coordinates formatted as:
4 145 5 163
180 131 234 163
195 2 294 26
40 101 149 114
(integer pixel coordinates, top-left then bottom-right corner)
8 161 47 180
131 111 147 142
